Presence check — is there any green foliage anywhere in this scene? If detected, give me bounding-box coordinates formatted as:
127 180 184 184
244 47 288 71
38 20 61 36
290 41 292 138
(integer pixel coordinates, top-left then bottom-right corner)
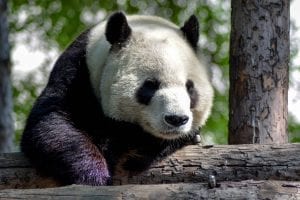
13 73 40 147
12 65 50 148
289 115 300 143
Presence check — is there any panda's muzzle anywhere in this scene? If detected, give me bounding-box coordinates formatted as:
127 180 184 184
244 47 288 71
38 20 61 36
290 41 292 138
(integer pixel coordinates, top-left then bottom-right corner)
164 114 189 127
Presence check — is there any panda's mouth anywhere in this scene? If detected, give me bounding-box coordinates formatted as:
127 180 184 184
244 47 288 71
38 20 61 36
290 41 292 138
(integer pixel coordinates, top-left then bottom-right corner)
142 118 192 140
156 129 191 140
161 130 183 136
158 125 192 139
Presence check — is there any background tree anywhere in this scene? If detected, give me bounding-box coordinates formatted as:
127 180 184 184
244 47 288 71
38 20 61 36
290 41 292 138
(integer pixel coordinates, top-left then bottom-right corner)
229 0 290 144
0 0 13 152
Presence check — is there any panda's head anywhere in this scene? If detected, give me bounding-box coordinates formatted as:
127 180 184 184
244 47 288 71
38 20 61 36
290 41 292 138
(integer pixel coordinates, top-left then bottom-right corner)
88 12 214 140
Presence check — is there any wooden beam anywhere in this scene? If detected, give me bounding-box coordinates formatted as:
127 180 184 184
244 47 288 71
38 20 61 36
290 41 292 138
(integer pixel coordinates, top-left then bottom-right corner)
1 143 300 189
0 181 299 199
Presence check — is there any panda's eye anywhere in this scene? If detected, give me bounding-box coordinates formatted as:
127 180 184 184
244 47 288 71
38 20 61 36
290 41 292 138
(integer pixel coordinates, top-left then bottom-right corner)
136 78 160 105
143 78 160 90
186 79 194 92
186 79 198 108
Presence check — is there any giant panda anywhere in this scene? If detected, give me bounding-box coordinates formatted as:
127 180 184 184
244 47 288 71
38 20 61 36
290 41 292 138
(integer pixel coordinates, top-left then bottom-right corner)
20 11 214 186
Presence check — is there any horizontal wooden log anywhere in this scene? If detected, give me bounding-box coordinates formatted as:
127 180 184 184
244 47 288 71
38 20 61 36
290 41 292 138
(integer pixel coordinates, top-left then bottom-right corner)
0 180 299 199
0 143 300 189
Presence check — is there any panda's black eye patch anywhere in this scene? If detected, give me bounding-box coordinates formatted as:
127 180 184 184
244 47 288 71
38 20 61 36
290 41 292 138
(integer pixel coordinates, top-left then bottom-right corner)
143 79 160 90
186 80 194 91
186 79 198 108
136 78 160 105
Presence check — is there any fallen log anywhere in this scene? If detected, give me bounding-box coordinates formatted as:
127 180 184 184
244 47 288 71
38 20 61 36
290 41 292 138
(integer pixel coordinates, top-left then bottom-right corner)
0 180 299 200
0 143 300 189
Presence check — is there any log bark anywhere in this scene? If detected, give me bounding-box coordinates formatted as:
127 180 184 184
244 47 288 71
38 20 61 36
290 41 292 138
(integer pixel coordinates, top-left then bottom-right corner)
0 0 13 152
0 181 299 200
229 0 289 144
0 143 300 189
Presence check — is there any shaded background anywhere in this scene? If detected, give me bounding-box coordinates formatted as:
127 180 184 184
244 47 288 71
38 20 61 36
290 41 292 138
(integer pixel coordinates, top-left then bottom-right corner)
9 0 300 150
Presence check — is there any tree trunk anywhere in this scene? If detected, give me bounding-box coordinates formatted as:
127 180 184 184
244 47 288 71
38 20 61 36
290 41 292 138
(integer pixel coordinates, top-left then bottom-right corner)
229 0 289 144
0 0 13 152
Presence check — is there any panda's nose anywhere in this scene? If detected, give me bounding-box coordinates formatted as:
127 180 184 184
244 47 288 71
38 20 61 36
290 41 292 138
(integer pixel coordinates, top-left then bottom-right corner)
164 115 189 127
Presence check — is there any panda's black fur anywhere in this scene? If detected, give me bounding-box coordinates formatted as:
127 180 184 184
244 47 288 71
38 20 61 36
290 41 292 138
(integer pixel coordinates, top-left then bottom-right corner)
21 12 208 186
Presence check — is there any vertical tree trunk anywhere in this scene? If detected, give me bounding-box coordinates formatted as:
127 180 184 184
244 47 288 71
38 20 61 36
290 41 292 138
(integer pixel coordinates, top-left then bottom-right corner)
229 0 289 144
0 0 13 152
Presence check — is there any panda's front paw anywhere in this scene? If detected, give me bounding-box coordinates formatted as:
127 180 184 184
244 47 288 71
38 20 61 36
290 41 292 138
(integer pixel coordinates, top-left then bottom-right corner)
72 168 111 186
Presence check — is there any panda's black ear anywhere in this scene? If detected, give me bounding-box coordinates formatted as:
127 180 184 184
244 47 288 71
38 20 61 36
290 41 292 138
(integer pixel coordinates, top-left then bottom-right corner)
180 15 199 49
105 12 132 45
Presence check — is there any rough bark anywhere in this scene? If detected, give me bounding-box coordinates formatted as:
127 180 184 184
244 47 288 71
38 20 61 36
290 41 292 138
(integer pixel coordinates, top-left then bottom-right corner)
0 181 299 200
229 0 289 144
0 0 13 152
1 143 299 189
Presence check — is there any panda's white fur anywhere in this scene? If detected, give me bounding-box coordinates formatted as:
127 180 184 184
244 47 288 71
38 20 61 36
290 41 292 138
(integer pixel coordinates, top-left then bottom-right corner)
87 14 214 140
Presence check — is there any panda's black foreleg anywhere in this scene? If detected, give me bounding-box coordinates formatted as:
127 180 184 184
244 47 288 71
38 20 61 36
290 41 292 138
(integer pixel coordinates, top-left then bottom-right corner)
21 111 110 186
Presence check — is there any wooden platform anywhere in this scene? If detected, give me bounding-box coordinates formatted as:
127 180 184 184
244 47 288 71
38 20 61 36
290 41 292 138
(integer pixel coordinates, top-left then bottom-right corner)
1 143 300 199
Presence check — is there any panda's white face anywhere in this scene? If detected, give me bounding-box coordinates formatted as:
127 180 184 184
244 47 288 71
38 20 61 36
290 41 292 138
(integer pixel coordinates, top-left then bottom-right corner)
87 13 214 140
